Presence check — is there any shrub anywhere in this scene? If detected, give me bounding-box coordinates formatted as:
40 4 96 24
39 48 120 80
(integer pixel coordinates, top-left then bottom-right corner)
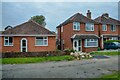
64 48 76 54
2 51 68 58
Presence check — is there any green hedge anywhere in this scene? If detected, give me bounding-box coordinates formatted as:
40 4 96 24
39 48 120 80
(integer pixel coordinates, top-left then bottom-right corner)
104 40 120 43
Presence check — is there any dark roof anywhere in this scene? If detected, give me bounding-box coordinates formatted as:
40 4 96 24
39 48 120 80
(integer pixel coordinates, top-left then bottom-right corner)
94 15 120 25
71 34 99 39
57 13 99 28
2 20 55 35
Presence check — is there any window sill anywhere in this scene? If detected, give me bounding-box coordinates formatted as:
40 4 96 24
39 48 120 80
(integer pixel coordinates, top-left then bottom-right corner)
85 30 94 32
73 30 80 31
4 45 13 47
35 45 48 46
84 46 98 48
111 30 116 32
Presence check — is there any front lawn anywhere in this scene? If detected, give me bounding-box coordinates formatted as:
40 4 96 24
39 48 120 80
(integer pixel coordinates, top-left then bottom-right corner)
91 51 119 56
2 55 74 64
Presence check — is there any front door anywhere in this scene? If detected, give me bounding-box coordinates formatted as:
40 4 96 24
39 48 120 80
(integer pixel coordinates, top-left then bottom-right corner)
73 40 81 51
21 38 27 52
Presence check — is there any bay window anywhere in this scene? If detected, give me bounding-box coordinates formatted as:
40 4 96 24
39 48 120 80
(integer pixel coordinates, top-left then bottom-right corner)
85 39 98 47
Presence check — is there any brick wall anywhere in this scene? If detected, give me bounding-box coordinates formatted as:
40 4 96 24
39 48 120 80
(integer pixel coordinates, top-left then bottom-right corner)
1 36 56 52
84 47 98 53
57 22 99 51
100 24 118 35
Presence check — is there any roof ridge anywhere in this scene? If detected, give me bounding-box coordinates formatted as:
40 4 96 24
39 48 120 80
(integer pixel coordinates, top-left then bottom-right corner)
3 21 29 33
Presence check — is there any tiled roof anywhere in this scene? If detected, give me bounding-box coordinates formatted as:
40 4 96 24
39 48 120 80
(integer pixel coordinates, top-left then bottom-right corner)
71 34 99 39
2 20 55 35
57 13 99 28
94 15 120 25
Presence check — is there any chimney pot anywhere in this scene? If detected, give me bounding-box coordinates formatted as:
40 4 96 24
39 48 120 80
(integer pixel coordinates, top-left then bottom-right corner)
87 10 91 19
102 13 109 18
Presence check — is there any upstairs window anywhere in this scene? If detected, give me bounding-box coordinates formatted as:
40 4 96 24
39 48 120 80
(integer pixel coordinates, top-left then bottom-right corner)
35 37 48 46
102 24 107 31
110 25 116 31
86 23 94 31
73 22 80 30
4 37 13 46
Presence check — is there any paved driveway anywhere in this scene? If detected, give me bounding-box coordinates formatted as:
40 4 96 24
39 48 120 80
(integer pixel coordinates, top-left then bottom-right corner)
2 55 119 78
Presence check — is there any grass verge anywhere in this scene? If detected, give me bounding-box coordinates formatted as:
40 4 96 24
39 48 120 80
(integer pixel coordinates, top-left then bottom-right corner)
90 72 120 80
101 72 119 78
2 55 74 64
91 51 119 56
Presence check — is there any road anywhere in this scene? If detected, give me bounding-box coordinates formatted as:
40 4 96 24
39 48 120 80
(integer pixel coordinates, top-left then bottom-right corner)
2 55 119 78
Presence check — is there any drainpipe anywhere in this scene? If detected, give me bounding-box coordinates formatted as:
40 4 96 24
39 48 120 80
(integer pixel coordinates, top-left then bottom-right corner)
98 24 101 49
59 26 62 50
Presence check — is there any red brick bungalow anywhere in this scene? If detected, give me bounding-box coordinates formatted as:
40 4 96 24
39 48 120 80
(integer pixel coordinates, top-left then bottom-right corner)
94 13 120 49
57 10 100 52
0 20 56 52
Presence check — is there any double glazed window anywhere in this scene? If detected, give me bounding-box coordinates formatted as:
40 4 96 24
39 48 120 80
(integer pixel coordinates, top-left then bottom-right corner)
35 37 48 46
4 37 13 46
102 24 107 31
73 22 80 30
109 37 118 40
85 39 98 47
110 25 116 31
86 23 94 31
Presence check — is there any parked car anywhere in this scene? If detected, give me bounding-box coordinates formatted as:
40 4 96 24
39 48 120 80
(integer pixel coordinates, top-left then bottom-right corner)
104 42 120 50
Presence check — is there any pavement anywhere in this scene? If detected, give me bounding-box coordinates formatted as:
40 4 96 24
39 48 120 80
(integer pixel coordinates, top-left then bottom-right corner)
1 55 119 78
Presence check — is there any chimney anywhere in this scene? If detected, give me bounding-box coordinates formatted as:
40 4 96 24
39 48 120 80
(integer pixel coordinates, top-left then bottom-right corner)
87 10 91 19
102 13 109 18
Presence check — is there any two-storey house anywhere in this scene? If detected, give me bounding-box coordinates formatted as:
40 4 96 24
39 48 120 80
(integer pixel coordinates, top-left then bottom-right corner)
57 10 100 52
95 13 120 49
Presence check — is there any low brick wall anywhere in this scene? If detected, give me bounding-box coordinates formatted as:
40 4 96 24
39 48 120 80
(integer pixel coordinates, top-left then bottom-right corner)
2 51 70 58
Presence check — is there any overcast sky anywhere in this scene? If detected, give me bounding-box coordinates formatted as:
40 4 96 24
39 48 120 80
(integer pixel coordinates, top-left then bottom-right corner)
1 2 119 31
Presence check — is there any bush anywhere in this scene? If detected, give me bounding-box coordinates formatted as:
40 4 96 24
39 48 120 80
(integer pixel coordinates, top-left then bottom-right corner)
97 47 100 51
2 51 68 58
64 48 76 54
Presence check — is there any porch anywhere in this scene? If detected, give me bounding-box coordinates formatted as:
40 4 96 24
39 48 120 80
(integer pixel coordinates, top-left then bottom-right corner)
71 34 99 52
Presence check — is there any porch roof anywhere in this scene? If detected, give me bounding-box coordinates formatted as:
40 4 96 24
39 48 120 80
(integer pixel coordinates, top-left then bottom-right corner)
71 34 99 39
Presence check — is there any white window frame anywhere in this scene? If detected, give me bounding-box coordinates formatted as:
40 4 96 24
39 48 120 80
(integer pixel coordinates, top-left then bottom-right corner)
35 37 48 46
86 23 94 31
4 36 13 46
109 37 118 40
102 24 107 31
110 25 116 31
85 39 98 47
21 38 27 52
73 22 80 31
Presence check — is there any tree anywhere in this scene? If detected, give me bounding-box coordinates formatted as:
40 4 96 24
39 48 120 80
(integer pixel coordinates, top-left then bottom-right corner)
30 15 46 26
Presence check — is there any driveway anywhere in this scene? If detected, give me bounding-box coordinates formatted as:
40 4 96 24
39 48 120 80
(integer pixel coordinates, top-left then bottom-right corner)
2 55 119 78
